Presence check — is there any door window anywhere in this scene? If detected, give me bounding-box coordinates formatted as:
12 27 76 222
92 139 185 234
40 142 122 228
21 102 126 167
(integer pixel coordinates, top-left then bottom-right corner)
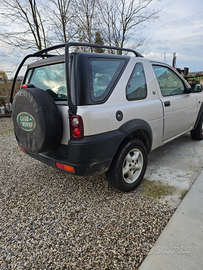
153 65 185 96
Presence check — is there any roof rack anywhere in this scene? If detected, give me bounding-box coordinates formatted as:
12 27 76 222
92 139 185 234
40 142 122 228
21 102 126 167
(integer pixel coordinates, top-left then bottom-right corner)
10 42 143 108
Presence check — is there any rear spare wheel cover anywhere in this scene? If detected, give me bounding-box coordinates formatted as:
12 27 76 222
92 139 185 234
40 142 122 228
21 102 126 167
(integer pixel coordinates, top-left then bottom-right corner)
12 88 62 153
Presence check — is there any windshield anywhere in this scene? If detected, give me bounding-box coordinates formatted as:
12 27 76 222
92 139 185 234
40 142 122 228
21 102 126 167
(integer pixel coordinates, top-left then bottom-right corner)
24 62 67 100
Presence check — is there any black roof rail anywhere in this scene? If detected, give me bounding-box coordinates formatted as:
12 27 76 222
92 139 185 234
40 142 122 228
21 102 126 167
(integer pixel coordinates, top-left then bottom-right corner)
10 42 143 110
25 42 143 58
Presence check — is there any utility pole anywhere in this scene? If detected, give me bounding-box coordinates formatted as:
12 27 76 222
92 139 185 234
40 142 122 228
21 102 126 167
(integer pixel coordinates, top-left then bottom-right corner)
172 52 177 68
164 52 167 63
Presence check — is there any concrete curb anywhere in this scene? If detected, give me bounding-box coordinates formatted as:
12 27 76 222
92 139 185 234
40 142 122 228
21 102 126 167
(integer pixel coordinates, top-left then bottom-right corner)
139 170 203 270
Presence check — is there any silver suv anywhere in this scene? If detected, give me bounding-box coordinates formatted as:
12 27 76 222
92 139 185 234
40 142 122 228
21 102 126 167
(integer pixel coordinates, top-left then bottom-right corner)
10 42 203 192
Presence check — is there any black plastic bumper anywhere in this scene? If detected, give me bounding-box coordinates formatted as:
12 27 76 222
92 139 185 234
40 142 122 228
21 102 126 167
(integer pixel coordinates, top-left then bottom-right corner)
22 129 125 176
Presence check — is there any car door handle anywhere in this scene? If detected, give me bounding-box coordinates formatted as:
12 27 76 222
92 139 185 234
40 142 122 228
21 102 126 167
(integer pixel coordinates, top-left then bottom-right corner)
164 101 170 107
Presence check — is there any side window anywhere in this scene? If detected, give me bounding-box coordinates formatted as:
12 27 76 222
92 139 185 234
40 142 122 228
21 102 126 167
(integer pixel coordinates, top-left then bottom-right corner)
89 58 126 101
153 65 185 96
126 63 147 101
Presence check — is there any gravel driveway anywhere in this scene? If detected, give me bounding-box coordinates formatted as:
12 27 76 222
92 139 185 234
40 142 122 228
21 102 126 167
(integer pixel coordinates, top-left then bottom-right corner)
0 118 175 269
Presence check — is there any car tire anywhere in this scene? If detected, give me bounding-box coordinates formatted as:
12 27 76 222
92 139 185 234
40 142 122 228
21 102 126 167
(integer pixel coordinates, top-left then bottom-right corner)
106 139 147 192
190 114 203 140
12 87 62 153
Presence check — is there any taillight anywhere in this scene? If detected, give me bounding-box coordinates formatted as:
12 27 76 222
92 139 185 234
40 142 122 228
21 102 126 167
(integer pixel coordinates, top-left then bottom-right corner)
21 84 28 89
69 115 84 139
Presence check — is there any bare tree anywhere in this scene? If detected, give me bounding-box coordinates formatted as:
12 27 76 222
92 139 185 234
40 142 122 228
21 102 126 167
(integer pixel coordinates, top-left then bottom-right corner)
0 0 159 55
0 0 48 51
72 0 98 44
96 0 117 47
44 0 76 43
97 0 159 51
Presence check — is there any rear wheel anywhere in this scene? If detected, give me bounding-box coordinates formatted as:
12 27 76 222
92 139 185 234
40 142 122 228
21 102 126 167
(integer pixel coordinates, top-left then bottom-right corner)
106 139 147 192
190 114 203 140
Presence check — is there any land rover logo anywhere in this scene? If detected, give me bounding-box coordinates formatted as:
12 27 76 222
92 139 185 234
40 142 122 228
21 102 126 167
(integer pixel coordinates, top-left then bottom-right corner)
17 112 36 131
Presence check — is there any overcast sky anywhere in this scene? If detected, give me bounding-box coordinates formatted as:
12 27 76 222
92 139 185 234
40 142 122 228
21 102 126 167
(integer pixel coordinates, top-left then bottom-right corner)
142 0 203 72
0 0 202 78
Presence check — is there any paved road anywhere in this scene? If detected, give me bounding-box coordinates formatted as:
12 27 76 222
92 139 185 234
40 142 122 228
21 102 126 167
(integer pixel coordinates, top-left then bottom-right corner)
144 132 203 207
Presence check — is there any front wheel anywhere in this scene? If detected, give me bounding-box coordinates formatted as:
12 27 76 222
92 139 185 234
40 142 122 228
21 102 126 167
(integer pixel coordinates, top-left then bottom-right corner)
190 114 203 140
106 139 147 192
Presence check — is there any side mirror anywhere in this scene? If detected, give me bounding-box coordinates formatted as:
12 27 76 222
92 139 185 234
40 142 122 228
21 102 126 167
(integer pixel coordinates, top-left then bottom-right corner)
191 83 203 93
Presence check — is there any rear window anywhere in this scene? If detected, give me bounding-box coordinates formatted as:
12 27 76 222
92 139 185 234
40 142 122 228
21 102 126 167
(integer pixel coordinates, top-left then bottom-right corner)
24 62 67 101
89 58 126 101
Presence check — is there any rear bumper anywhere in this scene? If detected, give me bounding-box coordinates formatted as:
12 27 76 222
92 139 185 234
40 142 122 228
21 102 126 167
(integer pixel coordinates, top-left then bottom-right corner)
27 151 113 175
20 129 124 176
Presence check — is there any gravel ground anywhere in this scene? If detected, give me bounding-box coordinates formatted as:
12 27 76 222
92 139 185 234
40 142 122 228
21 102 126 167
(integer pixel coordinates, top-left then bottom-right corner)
0 117 175 269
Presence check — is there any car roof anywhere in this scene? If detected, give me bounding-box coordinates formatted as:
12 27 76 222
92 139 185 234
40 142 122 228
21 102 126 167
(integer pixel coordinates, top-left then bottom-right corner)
28 55 65 68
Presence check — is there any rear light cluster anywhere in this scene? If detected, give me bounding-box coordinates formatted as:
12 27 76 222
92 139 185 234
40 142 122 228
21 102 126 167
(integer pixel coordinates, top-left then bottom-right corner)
69 115 84 139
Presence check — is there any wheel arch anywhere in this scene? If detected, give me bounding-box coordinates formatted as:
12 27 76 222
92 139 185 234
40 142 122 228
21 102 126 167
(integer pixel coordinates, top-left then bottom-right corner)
192 103 203 131
118 119 152 154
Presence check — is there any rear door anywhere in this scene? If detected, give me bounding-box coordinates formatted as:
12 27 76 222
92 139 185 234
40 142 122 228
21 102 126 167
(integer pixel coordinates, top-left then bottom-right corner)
152 64 198 141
